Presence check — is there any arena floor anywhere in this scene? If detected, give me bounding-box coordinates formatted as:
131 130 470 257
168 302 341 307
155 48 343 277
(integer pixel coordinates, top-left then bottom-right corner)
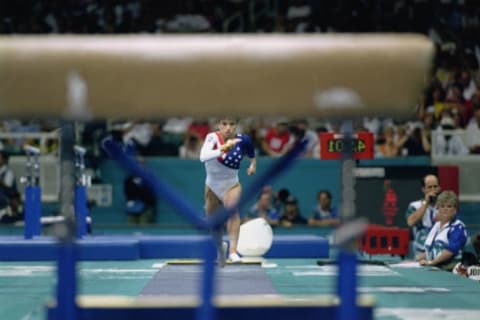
1 257 480 320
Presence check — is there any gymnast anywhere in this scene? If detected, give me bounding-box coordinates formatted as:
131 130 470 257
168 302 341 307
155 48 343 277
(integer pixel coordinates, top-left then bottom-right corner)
200 117 256 265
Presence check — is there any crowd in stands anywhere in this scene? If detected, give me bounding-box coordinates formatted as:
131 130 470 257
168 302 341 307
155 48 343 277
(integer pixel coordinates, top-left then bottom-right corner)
1 0 480 160
1 0 479 36
243 185 339 229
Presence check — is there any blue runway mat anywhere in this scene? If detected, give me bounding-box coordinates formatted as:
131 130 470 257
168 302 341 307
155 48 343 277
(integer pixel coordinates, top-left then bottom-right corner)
141 264 278 296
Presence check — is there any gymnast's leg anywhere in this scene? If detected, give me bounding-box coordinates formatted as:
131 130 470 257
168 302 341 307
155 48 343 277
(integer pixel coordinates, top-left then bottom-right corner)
223 183 242 263
205 185 226 267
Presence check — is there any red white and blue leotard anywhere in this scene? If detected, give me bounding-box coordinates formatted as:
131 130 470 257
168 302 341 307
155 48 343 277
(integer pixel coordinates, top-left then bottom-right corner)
200 132 255 199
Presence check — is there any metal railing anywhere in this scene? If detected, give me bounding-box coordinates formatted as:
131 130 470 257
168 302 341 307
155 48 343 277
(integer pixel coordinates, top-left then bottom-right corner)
1 131 60 202
0 130 60 154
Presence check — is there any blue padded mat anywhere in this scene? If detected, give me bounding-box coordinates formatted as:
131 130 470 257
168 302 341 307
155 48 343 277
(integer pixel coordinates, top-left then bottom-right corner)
0 236 139 261
0 234 329 261
139 235 329 259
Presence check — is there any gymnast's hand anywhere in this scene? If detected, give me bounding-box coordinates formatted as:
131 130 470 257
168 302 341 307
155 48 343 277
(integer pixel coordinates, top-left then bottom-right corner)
221 138 241 153
247 164 256 176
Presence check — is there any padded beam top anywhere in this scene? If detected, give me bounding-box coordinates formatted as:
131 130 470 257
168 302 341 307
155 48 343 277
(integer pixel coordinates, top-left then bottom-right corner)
0 34 433 119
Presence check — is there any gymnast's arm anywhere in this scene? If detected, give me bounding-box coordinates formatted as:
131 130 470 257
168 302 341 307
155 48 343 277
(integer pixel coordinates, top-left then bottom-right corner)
200 134 222 162
247 157 256 176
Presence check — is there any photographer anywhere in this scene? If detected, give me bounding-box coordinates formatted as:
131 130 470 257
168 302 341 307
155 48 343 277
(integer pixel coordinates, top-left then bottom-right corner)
405 174 440 260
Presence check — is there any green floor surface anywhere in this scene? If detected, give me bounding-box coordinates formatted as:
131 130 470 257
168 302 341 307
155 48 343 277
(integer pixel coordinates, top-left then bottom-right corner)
1 259 480 320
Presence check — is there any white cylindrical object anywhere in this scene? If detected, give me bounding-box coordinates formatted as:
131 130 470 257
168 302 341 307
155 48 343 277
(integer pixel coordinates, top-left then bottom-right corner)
237 218 273 257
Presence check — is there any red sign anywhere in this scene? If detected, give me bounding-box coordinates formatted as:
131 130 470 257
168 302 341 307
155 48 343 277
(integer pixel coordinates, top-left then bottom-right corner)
319 132 374 160
383 180 399 226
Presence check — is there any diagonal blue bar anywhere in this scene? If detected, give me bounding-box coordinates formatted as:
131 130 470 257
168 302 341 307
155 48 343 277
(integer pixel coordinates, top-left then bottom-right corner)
102 137 209 229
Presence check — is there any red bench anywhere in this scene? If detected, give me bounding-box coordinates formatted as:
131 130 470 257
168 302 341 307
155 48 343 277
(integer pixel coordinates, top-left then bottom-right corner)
358 224 410 258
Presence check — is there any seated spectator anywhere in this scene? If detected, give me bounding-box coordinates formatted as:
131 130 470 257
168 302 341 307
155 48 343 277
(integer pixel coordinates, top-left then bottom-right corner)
261 121 291 157
0 150 23 224
308 190 340 227
179 119 210 159
419 191 468 271
433 116 468 155
399 126 431 156
179 133 202 159
376 126 399 158
395 124 409 155
279 196 307 227
143 123 179 156
287 119 320 158
465 103 480 154
123 158 157 225
245 192 279 227
122 121 154 156
273 188 291 214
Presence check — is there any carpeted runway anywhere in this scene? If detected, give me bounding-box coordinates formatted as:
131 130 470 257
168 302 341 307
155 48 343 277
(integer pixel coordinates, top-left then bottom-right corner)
141 264 278 296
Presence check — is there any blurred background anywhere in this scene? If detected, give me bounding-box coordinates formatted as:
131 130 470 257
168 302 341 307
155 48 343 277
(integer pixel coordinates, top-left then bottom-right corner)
0 0 479 237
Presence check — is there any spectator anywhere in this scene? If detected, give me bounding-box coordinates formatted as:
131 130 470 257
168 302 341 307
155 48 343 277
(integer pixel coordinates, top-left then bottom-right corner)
395 124 409 156
0 150 23 224
179 134 202 159
245 191 279 227
273 188 291 214
433 116 468 155
287 119 320 158
123 158 157 225
308 190 340 227
261 121 291 157
376 126 399 158
399 126 431 156
142 122 179 156
465 103 480 154
121 121 153 156
279 196 307 227
405 174 440 260
419 191 468 271
179 119 210 159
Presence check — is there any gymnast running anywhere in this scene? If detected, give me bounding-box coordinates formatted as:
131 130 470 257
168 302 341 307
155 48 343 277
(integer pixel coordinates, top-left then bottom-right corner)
200 117 256 265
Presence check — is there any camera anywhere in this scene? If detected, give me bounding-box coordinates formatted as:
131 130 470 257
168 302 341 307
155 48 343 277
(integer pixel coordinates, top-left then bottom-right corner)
428 195 437 204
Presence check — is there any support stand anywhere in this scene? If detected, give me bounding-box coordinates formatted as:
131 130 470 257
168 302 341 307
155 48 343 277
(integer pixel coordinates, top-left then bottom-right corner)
23 145 41 239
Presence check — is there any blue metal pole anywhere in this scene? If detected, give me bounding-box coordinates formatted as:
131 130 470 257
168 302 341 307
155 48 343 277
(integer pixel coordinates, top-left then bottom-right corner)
33 185 42 236
337 119 358 320
74 185 87 239
337 250 357 320
24 185 34 239
56 243 77 320
55 120 78 320
196 238 217 320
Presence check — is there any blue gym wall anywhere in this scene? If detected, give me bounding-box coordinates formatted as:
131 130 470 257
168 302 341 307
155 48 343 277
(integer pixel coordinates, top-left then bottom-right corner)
93 158 341 225
91 157 479 236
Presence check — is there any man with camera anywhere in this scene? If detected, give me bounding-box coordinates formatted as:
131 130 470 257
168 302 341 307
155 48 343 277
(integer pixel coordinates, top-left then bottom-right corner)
405 174 440 260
